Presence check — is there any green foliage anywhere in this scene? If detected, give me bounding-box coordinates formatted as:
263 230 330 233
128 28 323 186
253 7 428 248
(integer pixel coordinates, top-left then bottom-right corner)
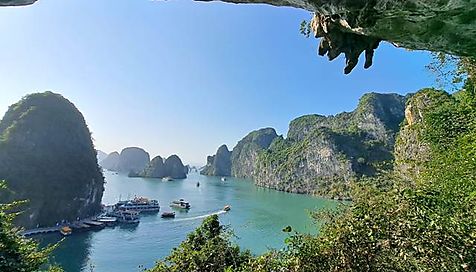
0 92 104 228
0 181 62 272
158 85 476 272
256 86 476 271
299 19 311 38
148 215 251 272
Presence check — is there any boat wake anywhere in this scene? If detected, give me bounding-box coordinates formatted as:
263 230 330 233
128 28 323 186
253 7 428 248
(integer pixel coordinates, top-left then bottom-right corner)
174 210 227 222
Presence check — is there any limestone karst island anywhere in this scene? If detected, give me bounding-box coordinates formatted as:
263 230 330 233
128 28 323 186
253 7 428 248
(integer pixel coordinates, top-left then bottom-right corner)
1 1 476 271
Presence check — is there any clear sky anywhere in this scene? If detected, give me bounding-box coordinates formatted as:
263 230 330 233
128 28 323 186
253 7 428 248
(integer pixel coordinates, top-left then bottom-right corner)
0 0 436 166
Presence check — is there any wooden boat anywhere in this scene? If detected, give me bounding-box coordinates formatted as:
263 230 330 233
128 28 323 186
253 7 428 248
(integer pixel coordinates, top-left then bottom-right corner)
60 226 72 236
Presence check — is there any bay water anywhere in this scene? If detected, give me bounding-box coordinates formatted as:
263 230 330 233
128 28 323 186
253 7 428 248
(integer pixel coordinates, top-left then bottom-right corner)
39 170 337 271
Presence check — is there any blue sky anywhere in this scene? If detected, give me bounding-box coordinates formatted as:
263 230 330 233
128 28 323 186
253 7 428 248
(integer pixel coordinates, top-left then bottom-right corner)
0 0 435 165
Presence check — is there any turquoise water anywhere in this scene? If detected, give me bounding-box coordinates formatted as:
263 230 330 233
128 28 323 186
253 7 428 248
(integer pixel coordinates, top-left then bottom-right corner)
39 171 337 272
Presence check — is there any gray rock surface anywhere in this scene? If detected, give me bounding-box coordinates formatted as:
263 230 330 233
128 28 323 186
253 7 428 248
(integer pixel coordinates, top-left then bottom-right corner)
200 145 232 176
230 128 278 178
116 147 150 173
141 155 188 179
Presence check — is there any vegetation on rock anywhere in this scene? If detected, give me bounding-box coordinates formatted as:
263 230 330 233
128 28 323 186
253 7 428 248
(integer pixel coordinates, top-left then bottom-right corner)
0 92 104 228
148 215 251 272
157 63 476 271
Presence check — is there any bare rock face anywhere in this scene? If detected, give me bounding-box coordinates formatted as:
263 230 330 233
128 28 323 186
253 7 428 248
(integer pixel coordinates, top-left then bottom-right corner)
200 145 232 176
200 0 476 73
394 89 452 180
230 128 278 179
117 147 150 174
141 156 166 178
164 155 187 179
0 0 37 6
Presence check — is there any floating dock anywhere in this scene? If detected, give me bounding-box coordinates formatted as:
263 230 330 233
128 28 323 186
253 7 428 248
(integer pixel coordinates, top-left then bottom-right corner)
21 227 60 237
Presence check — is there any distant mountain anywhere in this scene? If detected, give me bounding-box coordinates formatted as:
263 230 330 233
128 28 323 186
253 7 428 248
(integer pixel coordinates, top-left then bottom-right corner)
99 151 120 171
117 147 150 173
0 92 104 228
96 150 108 162
200 145 232 176
202 92 407 198
140 154 187 179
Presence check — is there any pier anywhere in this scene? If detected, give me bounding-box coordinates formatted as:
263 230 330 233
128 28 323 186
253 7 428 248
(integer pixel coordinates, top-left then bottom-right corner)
21 226 60 237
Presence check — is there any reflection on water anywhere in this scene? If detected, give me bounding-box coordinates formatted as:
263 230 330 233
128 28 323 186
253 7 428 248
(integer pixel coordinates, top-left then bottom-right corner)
39 232 93 272
36 171 337 272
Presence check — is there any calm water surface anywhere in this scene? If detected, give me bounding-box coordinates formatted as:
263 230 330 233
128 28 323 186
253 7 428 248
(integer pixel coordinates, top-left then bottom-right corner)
40 171 337 271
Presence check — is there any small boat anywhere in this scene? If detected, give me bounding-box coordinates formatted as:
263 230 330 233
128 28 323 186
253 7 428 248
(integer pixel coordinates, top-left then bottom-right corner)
162 177 174 181
161 211 175 218
223 205 231 212
170 199 191 210
95 216 117 227
221 177 227 182
60 226 72 236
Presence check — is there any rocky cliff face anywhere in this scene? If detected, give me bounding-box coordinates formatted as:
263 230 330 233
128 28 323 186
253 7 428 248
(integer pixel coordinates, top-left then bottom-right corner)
255 93 406 196
140 155 188 179
231 128 278 178
0 92 104 228
200 145 232 176
164 155 187 179
116 147 150 173
6 0 475 74
394 89 452 181
141 156 166 178
204 93 406 197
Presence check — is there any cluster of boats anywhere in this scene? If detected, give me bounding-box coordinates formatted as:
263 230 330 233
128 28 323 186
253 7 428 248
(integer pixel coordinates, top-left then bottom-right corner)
104 196 193 222
58 196 231 236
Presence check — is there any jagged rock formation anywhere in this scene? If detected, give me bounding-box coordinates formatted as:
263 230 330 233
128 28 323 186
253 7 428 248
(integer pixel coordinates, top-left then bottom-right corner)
140 155 187 179
0 92 104 228
231 128 278 178
394 89 451 181
200 145 232 176
5 0 476 74
99 152 120 171
116 147 150 173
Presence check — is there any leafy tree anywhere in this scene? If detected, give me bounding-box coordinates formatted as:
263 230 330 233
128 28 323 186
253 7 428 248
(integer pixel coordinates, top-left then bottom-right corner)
148 215 251 272
0 181 62 272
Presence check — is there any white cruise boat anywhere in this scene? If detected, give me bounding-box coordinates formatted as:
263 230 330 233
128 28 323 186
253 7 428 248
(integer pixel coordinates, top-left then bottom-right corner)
116 197 160 213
